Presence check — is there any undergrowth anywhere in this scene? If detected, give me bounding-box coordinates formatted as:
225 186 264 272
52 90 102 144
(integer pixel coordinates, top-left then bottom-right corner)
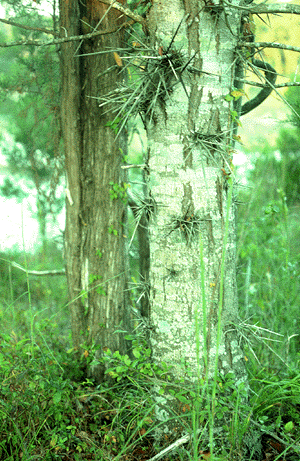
0 165 300 460
1 322 300 460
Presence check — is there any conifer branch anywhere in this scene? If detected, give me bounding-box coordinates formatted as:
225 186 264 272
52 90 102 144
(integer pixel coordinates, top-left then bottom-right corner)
0 22 129 47
0 18 54 35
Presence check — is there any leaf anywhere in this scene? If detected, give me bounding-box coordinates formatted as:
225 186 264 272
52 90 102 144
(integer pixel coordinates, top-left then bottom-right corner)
231 89 244 100
284 421 294 433
113 52 123 67
132 347 141 358
53 391 62 404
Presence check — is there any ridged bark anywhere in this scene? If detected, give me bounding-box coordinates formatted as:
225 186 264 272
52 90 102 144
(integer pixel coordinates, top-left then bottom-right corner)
59 0 130 382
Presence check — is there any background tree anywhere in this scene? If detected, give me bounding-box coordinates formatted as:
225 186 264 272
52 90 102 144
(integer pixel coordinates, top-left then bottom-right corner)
59 0 131 381
0 0 132 382
0 5 63 251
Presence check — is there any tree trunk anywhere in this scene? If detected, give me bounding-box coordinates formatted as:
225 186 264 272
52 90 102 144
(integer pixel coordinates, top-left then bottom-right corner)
59 0 130 382
145 0 248 437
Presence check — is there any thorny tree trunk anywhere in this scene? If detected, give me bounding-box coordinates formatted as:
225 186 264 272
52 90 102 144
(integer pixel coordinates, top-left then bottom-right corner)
59 0 130 382
145 0 248 437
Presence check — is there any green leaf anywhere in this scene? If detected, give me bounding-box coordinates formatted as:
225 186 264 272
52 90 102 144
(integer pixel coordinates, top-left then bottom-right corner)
132 347 141 359
53 391 62 404
284 421 294 433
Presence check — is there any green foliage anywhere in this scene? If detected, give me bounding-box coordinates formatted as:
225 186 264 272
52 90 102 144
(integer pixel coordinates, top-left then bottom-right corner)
1 247 300 461
237 114 300 370
0 177 28 201
232 81 300 460
0 11 63 243
0 243 67 331
0 329 77 458
108 225 118 235
104 334 155 382
276 127 300 204
238 91 300 344
242 81 300 207
0 328 155 460
105 117 121 134
96 285 106 296
271 81 300 204
109 181 130 203
96 249 103 258
225 88 245 102
237 185 300 362
249 372 300 440
283 79 300 129
103 341 256 459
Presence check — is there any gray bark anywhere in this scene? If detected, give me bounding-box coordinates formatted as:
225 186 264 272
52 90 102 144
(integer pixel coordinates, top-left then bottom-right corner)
145 0 248 439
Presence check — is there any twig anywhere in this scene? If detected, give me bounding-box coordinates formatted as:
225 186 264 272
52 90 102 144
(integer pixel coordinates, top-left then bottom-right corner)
251 2 300 15
99 0 146 26
0 22 129 47
224 1 300 15
11 261 65 276
0 18 54 35
146 431 199 461
235 78 300 89
241 41 300 54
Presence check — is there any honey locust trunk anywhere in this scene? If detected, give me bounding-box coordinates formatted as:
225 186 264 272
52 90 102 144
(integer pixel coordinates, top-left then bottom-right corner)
144 0 248 447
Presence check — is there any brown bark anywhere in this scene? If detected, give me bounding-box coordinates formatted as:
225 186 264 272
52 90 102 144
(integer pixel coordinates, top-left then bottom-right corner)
59 0 130 382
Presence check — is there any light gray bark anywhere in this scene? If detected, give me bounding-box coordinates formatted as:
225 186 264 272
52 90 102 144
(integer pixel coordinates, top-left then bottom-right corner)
145 0 247 437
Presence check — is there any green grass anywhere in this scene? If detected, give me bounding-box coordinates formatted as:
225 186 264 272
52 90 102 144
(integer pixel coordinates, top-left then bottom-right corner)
236 169 300 370
0 331 155 460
